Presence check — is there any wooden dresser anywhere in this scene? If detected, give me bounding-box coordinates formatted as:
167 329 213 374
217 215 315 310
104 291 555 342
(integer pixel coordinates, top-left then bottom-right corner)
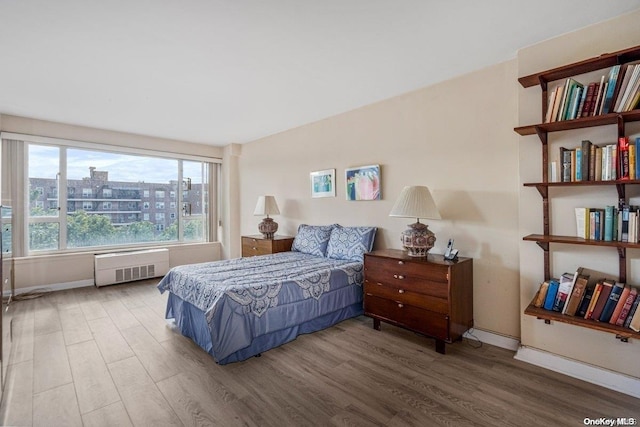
241 235 294 257
364 249 473 354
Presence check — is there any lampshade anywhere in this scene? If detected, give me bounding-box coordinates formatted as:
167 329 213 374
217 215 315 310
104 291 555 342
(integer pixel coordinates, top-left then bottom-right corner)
389 186 441 220
389 186 441 257
254 196 280 239
253 196 280 216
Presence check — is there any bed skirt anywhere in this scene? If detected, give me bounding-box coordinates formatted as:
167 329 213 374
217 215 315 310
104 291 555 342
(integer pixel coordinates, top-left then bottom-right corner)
166 292 363 365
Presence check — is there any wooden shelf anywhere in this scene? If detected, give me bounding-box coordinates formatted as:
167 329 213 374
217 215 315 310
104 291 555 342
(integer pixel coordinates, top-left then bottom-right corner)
514 110 640 136
523 234 640 249
518 45 640 88
524 301 639 340
524 179 640 188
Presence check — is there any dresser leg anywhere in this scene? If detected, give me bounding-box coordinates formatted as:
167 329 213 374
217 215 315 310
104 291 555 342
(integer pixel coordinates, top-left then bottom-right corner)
435 339 445 354
373 318 381 331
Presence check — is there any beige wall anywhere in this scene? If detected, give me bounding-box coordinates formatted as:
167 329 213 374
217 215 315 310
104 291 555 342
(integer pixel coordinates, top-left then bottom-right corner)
237 61 522 338
518 10 640 378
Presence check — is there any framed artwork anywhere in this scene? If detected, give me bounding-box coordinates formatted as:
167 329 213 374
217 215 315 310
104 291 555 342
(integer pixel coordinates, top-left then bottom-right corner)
310 169 336 198
345 164 381 201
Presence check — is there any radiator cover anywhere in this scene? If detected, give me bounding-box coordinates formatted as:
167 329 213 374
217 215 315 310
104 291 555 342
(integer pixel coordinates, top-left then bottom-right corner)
94 248 169 287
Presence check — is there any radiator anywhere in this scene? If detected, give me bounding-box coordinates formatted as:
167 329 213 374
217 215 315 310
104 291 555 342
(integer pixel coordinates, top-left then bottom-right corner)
94 248 170 287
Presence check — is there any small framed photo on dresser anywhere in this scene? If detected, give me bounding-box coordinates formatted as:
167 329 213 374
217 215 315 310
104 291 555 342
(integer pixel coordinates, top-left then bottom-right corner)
310 169 336 198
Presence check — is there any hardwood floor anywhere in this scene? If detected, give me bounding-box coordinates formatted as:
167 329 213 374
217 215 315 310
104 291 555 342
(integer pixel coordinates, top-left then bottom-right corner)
0 280 638 426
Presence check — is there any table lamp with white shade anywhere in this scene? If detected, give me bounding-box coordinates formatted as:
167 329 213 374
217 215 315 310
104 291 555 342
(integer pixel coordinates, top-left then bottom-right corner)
389 186 441 257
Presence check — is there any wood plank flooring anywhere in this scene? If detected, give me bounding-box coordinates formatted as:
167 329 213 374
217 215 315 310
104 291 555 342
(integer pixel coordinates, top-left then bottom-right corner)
0 279 638 426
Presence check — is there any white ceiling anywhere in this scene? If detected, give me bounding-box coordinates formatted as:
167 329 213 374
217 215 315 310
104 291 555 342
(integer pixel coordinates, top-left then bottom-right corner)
1 1 640 146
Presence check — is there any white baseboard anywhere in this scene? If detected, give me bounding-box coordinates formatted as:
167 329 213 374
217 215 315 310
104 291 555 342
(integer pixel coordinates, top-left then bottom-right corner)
515 345 640 399
463 328 520 351
12 279 94 297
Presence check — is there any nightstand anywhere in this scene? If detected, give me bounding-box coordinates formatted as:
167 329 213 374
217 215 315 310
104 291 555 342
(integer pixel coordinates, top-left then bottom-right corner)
364 249 473 354
241 235 295 257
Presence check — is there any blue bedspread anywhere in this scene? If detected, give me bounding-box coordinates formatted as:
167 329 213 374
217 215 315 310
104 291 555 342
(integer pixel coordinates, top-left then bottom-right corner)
158 252 364 363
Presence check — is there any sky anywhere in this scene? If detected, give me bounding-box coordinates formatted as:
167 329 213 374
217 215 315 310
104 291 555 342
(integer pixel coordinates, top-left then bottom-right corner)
27 144 203 184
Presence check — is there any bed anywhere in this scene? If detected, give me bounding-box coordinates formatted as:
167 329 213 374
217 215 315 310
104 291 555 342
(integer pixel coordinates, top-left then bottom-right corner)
158 224 376 364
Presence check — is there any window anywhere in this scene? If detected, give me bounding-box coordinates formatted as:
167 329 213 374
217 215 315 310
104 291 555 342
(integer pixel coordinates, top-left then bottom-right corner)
18 138 217 253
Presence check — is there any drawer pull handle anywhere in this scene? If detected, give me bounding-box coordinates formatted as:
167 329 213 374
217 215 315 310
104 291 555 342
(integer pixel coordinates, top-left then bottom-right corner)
398 261 404 265
393 274 405 280
398 289 405 294
252 247 257 250
397 303 404 308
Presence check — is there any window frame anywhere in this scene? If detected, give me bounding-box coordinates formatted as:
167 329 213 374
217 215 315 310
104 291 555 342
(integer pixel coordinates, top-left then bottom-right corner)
2 132 220 257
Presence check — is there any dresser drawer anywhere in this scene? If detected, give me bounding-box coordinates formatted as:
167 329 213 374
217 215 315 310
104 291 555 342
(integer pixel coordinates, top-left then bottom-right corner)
364 294 449 340
242 245 271 256
364 256 449 283
242 237 272 250
364 274 449 299
364 281 448 314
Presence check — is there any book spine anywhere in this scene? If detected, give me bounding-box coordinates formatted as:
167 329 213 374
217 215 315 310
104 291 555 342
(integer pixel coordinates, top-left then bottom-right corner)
624 296 640 328
591 78 604 116
595 146 602 181
602 65 621 114
582 82 597 118
614 288 636 326
575 85 588 119
619 137 630 180
604 205 615 242
581 140 591 182
592 282 613 321
630 143 636 180
585 283 603 320
577 286 595 318
544 281 559 311
621 205 630 242
630 304 640 332
533 282 550 308
636 138 640 180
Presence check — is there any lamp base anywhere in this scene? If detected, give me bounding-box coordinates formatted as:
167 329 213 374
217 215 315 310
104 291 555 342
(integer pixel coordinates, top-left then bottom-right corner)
400 221 435 257
258 217 278 239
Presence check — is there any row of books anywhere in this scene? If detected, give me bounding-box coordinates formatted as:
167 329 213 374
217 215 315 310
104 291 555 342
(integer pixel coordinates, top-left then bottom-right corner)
533 267 640 332
575 204 640 243
557 137 639 183
544 63 640 123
